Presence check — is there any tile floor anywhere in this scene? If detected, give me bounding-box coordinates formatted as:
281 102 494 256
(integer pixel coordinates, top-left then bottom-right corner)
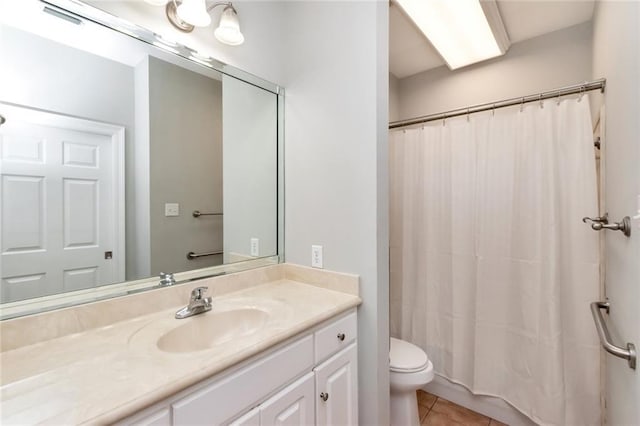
417 390 508 426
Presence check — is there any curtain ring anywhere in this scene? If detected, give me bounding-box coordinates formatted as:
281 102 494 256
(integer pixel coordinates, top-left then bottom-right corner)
442 113 446 126
539 94 544 109
492 104 495 117
578 86 585 102
520 97 524 113
556 91 561 105
466 108 470 122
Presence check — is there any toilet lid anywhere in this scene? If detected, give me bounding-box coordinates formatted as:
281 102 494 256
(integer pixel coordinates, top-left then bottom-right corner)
390 337 428 373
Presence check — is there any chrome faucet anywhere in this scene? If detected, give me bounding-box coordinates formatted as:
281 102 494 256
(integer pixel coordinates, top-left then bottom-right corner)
175 286 212 319
159 272 176 287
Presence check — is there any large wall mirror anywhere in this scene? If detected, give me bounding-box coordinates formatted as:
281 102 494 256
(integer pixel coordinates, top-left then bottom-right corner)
0 0 284 318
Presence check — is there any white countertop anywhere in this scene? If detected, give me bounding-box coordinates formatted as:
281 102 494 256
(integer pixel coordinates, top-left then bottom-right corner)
0 273 361 425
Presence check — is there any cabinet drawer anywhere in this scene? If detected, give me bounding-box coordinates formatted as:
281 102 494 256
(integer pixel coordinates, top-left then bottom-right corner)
314 311 357 363
173 335 314 425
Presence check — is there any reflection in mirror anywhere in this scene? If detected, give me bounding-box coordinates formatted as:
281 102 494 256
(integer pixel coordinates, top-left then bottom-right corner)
0 0 281 315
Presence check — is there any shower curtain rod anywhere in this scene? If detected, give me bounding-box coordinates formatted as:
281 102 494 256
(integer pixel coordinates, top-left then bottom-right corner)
388 78 606 129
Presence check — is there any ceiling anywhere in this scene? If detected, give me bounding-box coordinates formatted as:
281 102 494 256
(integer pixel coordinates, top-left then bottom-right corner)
390 0 596 79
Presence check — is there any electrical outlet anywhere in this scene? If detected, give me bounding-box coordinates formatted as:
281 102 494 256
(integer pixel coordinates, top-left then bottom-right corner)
250 238 259 257
164 203 179 217
311 245 323 268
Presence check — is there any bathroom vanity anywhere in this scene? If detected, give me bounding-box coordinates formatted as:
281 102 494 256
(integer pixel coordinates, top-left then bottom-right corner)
119 310 357 425
0 264 361 425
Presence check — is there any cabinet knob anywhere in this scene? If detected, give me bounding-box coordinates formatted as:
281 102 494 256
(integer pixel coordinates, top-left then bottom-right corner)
320 392 329 402
337 333 345 341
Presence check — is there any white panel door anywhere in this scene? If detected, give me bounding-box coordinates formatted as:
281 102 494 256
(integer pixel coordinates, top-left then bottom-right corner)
314 344 358 426
0 104 124 303
260 372 315 426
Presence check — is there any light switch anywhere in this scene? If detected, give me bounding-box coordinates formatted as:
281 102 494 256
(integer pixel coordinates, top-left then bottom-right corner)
165 203 179 217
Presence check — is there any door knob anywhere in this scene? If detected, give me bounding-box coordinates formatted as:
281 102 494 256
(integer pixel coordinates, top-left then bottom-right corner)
320 392 329 402
337 333 345 341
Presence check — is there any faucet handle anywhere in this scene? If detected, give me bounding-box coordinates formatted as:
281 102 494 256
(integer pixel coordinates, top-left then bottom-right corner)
159 272 176 286
191 286 209 300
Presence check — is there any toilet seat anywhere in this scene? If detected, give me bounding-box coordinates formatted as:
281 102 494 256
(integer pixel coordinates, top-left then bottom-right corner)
389 338 434 426
390 337 428 373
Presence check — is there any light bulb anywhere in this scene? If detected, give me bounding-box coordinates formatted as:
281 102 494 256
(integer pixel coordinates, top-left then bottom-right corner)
214 6 244 45
177 0 211 27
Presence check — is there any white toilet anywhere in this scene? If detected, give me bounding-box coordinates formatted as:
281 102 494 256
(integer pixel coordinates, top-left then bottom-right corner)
389 337 434 426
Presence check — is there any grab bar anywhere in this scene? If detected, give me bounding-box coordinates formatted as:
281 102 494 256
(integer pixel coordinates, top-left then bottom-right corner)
590 301 636 369
192 210 223 218
187 250 223 260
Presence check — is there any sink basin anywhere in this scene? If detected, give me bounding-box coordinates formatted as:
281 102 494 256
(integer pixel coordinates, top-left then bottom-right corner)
157 308 270 353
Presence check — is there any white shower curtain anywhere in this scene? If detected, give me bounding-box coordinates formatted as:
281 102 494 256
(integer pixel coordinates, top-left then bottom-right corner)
389 98 601 426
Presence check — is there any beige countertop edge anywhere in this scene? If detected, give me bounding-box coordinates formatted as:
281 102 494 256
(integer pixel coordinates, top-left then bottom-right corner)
89 297 362 425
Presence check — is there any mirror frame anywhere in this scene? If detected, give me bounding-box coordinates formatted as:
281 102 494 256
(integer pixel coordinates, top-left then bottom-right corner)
0 0 285 320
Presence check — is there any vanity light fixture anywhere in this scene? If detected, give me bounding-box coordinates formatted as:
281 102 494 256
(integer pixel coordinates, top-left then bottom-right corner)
165 0 244 46
395 0 510 70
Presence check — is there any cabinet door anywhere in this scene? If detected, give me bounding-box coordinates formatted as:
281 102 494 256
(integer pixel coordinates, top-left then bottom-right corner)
229 407 260 426
260 372 315 426
314 343 358 426
172 336 313 425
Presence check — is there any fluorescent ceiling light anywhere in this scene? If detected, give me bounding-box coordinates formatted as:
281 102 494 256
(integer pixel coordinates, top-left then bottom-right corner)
396 0 510 70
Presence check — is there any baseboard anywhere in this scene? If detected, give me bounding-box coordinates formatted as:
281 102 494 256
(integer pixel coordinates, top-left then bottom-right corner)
423 375 537 426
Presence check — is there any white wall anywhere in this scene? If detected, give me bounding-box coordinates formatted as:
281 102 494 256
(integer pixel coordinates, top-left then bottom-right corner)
133 58 151 279
592 2 640 425
222 75 278 262
396 22 593 121
281 2 389 425
147 57 223 274
0 26 135 128
389 72 400 122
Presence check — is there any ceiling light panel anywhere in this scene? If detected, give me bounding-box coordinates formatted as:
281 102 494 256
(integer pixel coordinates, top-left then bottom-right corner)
396 0 510 70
